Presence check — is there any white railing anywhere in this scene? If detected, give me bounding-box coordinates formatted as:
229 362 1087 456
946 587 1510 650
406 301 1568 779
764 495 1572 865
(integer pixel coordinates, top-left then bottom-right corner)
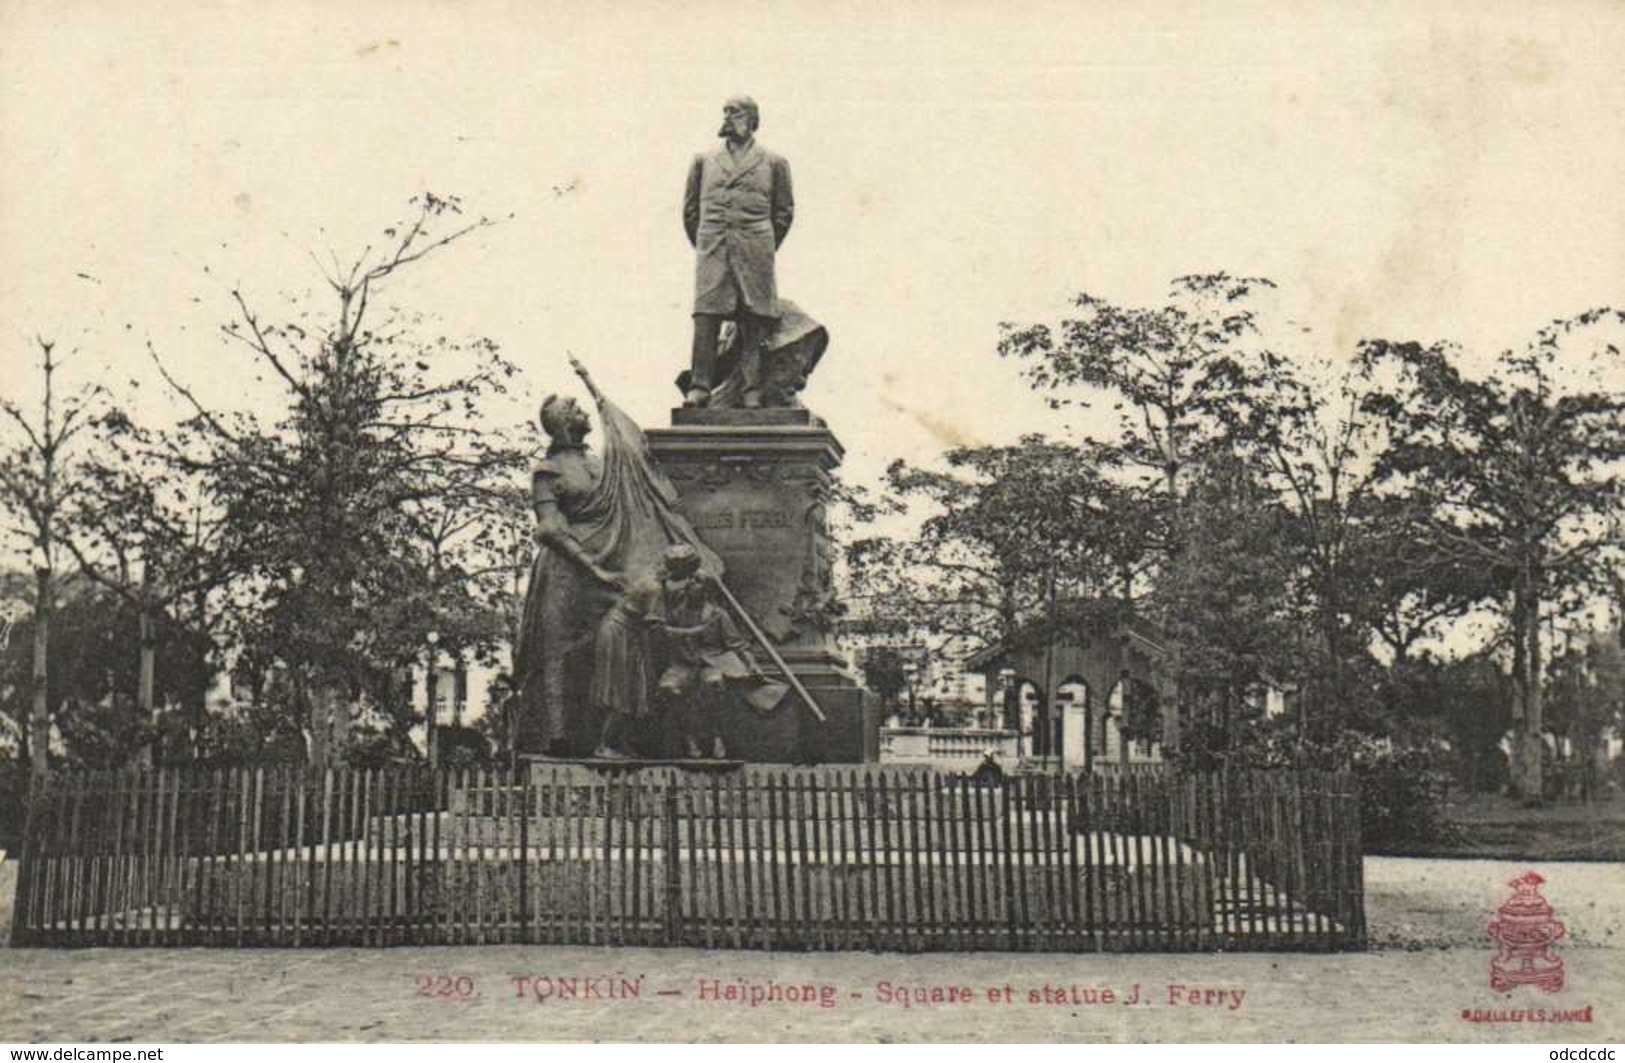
879 727 1020 767
1090 760 1171 777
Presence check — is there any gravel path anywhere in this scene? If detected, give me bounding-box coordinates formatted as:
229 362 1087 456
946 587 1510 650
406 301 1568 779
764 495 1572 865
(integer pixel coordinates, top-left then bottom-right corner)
1365 856 1625 949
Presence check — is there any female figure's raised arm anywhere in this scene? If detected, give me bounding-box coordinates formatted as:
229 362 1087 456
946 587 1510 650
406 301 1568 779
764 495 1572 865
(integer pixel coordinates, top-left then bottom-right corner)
568 355 606 408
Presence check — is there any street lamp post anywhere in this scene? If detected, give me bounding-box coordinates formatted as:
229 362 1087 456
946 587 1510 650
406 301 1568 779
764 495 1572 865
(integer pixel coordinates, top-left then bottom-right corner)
903 652 919 722
425 630 440 768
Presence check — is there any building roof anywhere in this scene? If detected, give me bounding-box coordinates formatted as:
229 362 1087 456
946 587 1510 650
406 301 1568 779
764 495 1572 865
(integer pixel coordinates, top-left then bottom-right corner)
962 603 1168 674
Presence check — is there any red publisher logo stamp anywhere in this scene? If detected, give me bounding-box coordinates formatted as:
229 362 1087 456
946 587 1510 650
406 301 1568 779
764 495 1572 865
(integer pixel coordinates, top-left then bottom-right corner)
1488 871 1566 993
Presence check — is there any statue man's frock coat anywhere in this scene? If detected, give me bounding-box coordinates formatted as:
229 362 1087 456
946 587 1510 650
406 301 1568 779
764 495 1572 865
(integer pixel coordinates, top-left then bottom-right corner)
683 139 794 318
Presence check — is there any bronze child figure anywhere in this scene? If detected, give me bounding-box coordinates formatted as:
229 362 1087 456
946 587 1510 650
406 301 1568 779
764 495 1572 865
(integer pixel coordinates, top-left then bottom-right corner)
655 544 765 759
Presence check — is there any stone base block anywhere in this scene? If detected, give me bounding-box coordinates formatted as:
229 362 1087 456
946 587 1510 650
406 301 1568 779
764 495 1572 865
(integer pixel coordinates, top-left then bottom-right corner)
647 413 879 764
717 675 878 764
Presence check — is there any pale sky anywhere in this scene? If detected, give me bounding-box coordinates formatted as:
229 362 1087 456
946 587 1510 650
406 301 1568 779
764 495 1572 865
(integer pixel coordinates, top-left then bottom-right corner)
3 0 1624 494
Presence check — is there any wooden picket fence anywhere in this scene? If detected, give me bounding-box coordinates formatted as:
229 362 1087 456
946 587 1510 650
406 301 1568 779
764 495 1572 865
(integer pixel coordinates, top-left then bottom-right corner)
9 764 1365 951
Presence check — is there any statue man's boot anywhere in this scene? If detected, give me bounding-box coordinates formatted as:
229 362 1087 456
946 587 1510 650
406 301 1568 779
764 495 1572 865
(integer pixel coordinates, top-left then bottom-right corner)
738 313 768 408
688 314 722 407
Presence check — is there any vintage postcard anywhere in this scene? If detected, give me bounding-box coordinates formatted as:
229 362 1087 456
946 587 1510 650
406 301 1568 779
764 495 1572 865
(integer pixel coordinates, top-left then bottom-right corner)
1 0 1623 1046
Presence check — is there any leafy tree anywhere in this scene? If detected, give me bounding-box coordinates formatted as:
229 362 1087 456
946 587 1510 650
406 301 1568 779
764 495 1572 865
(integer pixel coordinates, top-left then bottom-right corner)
57 409 237 762
863 276 1283 672
997 276 1404 752
865 275 1624 794
1153 454 1300 748
1201 355 1381 743
1360 312 1625 799
0 576 205 768
1220 357 1498 744
1358 495 1495 666
846 439 1144 660
1380 652 1513 793
1546 632 1625 801
153 194 527 767
997 273 1279 502
472 671 519 769
396 464 531 762
995 275 1355 754
858 644 911 714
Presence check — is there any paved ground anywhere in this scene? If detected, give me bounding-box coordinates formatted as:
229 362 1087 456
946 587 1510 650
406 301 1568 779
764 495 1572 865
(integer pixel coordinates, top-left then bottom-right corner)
0 857 1619 1043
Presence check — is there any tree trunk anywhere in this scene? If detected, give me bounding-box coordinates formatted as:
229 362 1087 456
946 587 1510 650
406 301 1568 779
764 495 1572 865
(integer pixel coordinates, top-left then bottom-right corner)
137 604 155 767
1510 582 1544 801
29 566 51 776
1314 588 1344 747
135 562 156 766
193 585 210 756
307 671 330 771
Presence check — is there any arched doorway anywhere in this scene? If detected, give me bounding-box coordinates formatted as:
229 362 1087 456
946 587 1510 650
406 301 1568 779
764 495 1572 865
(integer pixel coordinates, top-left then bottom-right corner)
1014 679 1043 758
1056 677 1089 769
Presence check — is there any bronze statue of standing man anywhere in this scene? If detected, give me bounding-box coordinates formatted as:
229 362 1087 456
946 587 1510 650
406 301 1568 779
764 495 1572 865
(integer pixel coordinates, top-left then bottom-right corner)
682 95 794 409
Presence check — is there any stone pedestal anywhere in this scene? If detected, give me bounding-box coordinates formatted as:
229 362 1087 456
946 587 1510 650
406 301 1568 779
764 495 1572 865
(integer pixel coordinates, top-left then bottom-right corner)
648 407 878 763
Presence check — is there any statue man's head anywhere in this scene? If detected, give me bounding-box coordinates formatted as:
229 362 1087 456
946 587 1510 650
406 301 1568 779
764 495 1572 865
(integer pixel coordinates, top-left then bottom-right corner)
717 96 759 142
539 394 591 448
